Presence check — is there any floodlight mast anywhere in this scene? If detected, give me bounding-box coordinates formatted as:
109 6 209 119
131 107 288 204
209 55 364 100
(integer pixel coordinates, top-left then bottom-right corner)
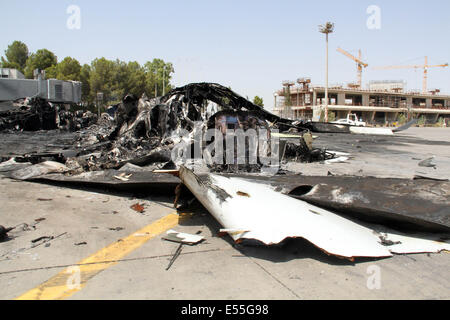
319 22 334 123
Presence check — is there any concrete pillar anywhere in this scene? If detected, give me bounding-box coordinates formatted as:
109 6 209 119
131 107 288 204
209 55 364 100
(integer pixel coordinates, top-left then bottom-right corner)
337 93 345 106
313 91 317 106
362 94 369 107
426 98 432 109
406 97 413 108
433 113 439 123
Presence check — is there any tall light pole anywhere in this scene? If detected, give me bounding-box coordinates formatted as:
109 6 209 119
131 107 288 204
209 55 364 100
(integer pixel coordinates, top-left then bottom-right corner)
319 22 334 123
273 93 278 116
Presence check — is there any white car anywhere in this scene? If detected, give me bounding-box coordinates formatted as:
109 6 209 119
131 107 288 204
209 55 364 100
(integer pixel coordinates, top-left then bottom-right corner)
332 114 366 127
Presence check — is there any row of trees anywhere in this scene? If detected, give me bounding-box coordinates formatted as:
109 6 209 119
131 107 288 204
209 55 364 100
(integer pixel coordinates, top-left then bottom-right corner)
1 41 266 109
1 41 174 106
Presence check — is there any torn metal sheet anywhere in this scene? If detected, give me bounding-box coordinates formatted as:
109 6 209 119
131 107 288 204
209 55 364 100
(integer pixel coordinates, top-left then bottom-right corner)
9 161 69 180
418 157 436 168
17 169 180 193
392 119 417 133
324 156 350 164
178 166 449 259
373 228 450 254
304 122 351 134
163 229 205 245
349 126 394 136
413 174 449 182
0 158 32 172
113 173 133 181
227 174 450 233
305 122 396 136
118 163 151 172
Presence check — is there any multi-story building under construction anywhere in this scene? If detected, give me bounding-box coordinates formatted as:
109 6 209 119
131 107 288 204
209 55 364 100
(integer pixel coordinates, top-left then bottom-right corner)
273 78 450 124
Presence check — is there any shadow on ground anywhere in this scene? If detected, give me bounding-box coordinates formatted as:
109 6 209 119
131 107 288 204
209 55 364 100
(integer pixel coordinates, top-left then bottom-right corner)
176 201 390 267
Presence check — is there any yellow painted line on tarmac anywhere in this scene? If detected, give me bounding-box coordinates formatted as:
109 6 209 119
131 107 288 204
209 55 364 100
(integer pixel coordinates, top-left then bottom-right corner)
16 213 180 300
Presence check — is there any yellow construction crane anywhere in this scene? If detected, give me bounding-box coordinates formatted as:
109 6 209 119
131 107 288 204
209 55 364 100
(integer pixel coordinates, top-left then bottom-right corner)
373 57 448 94
337 47 368 89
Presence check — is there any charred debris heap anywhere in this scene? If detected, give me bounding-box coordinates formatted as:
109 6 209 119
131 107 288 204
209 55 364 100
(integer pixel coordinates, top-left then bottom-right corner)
1 82 449 260
0 97 97 132
1 83 334 172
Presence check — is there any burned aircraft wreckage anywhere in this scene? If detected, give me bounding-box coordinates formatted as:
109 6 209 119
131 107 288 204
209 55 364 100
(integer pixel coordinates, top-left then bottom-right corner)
0 83 449 260
0 97 97 132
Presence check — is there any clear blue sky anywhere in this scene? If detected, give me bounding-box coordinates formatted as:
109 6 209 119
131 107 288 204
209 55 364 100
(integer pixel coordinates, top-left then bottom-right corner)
1 0 449 110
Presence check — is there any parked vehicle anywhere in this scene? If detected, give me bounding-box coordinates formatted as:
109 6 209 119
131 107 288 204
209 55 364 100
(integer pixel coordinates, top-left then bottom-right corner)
332 113 366 127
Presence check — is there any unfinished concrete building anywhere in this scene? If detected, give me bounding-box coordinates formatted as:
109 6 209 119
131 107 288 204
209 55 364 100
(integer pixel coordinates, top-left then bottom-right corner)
273 78 450 124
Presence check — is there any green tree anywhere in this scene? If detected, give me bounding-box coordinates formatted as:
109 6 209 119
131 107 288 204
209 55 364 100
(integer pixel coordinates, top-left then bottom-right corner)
89 59 147 103
89 58 116 103
417 115 426 126
1 41 29 73
144 59 174 97
88 57 175 105
397 113 407 125
110 59 128 100
56 57 81 81
328 111 336 122
24 49 57 78
253 96 264 107
124 61 146 98
45 65 58 79
319 110 335 122
107 59 146 101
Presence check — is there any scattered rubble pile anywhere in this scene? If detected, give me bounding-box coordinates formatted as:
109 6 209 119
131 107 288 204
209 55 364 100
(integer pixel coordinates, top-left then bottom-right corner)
0 97 97 132
56 83 335 174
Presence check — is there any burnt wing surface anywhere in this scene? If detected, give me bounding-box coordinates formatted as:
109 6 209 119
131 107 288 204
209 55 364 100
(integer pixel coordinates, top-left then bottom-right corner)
229 174 450 233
